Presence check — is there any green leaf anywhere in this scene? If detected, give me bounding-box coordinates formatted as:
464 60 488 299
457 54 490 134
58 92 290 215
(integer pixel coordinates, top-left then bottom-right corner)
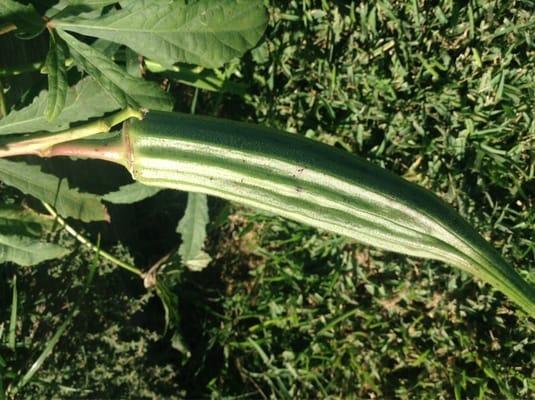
0 205 69 266
182 251 212 272
0 0 44 37
0 233 68 266
103 182 161 204
67 0 119 9
0 159 109 222
0 205 55 236
145 61 247 95
45 31 69 121
57 29 173 111
0 77 121 135
125 48 141 78
92 38 121 57
45 0 104 19
53 0 268 68
176 193 211 271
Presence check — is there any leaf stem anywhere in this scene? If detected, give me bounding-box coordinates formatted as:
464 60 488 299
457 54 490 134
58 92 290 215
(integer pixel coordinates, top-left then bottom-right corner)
0 107 143 158
42 202 143 277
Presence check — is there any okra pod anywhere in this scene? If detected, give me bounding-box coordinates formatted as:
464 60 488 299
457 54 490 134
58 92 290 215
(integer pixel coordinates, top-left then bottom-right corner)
112 110 534 314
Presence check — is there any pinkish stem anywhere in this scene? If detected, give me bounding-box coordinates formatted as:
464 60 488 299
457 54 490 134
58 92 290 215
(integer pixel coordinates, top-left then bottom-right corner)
43 136 127 166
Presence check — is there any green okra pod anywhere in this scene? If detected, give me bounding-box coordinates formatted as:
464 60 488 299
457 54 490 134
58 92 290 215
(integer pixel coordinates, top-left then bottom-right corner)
92 110 535 315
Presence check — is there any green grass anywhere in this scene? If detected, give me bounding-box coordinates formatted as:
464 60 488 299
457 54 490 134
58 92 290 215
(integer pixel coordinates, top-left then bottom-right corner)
2 0 535 398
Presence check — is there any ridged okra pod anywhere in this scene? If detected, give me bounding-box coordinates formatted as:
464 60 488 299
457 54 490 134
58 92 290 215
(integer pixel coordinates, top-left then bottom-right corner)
116 110 535 315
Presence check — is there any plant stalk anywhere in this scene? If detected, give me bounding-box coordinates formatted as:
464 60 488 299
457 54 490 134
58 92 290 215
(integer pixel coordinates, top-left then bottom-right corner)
0 107 143 158
0 23 17 36
42 202 143 277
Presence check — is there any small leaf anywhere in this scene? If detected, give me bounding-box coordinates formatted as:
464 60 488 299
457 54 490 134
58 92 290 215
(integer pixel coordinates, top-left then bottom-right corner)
0 0 44 37
54 0 268 68
45 31 69 121
176 193 211 271
0 77 121 135
0 159 109 222
103 182 161 204
57 29 173 111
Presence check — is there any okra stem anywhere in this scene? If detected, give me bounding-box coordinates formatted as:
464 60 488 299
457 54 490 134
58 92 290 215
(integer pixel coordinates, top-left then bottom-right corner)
0 107 143 158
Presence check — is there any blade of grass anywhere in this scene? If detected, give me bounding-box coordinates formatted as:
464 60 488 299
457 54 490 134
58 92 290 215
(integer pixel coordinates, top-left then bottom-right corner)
10 238 102 396
317 307 362 336
7 274 17 351
12 308 79 394
0 80 6 118
246 338 292 400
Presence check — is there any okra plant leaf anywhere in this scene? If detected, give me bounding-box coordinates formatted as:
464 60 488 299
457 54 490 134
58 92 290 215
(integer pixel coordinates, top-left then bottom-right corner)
0 0 44 37
45 0 104 20
103 182 161 204
0 205 55 236
0 206 69 266
57 29 173 111
0 233 69 266
125 48 141 78
145 61 248 95
0 77 121 135
0 159 109 222
67 0 119 9
45 31 69 121
53 0 268 68
176 193 211 271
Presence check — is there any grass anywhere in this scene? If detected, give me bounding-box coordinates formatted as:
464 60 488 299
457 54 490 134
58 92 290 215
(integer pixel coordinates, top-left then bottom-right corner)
1 0 535 398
